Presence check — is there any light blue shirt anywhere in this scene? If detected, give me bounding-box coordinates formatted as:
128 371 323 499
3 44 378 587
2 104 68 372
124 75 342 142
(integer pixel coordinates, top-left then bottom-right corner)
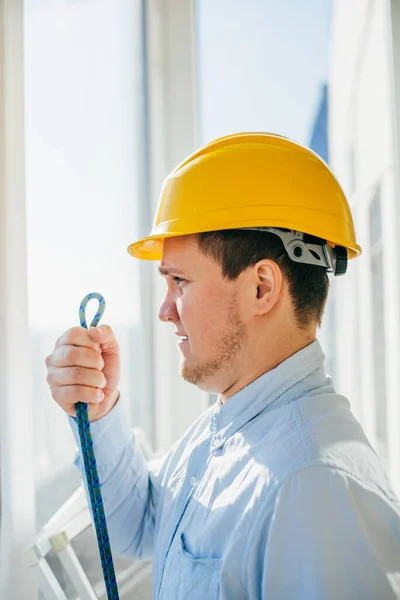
69 339 400 599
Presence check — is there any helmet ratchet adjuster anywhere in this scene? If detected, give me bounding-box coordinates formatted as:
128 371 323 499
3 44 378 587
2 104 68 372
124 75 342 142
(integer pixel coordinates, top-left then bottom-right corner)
240 227 348 276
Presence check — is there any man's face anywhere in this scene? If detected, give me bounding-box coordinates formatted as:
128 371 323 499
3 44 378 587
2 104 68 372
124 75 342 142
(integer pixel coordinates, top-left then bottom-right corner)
158 235 249 392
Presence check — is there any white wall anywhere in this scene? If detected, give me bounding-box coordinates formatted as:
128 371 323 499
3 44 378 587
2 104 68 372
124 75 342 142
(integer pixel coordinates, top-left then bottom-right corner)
329 0 400 493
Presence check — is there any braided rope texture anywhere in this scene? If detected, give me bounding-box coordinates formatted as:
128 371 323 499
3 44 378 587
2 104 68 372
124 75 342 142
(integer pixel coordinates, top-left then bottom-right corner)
77 292 120 599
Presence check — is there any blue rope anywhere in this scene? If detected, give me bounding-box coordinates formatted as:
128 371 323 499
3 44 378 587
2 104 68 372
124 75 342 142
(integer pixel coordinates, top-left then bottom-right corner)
76 292 120 600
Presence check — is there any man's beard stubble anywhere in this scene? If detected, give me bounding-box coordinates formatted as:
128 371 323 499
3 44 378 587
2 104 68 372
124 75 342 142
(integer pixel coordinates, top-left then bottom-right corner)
180 294 247 386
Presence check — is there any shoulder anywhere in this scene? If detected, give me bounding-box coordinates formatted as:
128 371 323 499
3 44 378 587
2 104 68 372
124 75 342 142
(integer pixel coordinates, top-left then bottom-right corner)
255 390 389 487
291 391 394 493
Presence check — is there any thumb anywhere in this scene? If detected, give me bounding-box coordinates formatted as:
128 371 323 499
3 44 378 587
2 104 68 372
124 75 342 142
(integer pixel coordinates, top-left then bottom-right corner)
87 326 106 343
88 324 119 354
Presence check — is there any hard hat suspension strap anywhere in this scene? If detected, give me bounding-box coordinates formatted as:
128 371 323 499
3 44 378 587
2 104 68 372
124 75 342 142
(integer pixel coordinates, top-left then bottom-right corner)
240 227 347 276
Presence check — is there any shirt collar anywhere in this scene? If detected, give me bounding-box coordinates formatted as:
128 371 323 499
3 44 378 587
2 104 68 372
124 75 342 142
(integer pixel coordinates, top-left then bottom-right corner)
209 339 327 450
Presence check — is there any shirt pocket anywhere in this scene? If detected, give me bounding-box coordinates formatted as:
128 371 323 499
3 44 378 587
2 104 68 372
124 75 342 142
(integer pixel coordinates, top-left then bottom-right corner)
174 532 221 599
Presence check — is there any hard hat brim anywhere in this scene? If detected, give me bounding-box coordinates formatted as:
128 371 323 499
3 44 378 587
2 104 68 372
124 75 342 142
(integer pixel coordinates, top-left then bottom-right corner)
127 227 362 261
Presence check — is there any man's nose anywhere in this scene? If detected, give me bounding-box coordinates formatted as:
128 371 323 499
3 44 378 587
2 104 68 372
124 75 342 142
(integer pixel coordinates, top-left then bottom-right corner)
158 294 179 323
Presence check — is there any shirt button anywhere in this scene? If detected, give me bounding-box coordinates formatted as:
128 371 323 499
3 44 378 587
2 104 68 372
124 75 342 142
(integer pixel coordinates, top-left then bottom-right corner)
212 437 221 448
189 476 197 486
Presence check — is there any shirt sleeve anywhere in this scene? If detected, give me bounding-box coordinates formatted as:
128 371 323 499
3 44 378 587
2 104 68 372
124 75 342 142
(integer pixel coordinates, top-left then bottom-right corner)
68 397 169 561
245 465 400 600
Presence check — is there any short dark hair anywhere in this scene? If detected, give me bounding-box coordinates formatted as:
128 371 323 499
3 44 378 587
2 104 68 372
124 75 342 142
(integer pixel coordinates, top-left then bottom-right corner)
196 229 329 329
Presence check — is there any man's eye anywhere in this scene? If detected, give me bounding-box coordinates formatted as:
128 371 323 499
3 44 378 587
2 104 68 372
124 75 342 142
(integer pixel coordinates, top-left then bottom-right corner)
172 276 185 286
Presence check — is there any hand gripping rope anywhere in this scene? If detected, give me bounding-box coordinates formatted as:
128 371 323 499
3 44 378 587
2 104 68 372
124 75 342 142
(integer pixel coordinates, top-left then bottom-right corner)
76 292 120 600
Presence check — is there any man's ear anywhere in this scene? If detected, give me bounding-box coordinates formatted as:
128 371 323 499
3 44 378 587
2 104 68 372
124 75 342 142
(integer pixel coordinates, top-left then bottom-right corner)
254 260 283 315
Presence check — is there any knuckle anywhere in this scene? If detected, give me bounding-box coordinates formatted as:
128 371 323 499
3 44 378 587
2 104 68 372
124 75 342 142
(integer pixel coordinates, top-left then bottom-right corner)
55 333 64 347
69 325 84 337
56 327 72 346
93 349 104 368
59 384 79 407
71 365 85 381
91 388 101 402
81 386 98 404
87 347 103 369
49 383 62 405
64 345 75 363
56 386 70 407
58 326 85 348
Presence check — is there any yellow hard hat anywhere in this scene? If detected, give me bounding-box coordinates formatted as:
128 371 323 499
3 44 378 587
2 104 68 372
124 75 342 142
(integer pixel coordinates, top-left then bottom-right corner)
127 132 361 269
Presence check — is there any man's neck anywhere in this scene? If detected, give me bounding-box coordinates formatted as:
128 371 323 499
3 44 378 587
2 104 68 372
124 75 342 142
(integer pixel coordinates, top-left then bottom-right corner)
218 334 316 404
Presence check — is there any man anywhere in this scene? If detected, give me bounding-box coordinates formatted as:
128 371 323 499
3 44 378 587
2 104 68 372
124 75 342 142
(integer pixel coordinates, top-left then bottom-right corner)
46 133 400 599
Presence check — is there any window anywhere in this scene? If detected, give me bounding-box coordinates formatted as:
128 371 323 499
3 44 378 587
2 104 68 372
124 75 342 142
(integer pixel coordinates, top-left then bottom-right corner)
24 0 152 529
195 0 332 146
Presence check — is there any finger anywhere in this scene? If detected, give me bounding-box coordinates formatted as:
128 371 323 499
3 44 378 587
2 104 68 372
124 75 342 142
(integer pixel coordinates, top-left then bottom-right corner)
50 345 104 370
57 384 105 407
66 399 113 421
47 365 107 389
55 326 101 352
